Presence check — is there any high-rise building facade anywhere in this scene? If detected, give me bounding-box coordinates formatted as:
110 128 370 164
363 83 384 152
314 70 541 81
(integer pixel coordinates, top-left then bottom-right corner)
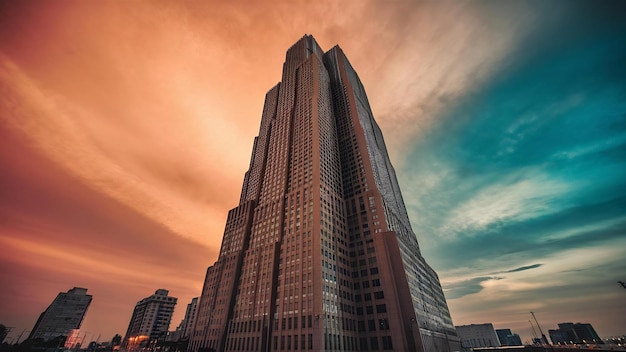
28 287 92 342
182 297 200 339
170 297 199 342
189 35 459 352
123 289 177 349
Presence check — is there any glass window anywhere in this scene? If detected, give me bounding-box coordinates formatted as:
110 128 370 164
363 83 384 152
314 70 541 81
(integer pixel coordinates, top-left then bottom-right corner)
371 337 379 350
382 336 393 350
368 320 376 331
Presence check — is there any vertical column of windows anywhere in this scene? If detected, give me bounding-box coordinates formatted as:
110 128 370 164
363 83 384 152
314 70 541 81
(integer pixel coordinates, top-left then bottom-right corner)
242 84 280 203
239 42 310 352
323 48 401 351
316 49 360 351
274 52 318 352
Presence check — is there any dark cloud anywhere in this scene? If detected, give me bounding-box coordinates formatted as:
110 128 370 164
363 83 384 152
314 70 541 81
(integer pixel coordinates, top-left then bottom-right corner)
491 264 543 275
444 276 501 300
506 264 541 273
427 206 626 271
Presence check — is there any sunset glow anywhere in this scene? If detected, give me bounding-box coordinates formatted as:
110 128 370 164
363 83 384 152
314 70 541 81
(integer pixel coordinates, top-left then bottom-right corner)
1 0 625 344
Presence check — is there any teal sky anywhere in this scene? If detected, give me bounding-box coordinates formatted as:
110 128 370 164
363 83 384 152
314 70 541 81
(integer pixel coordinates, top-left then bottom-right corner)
396 1 626 340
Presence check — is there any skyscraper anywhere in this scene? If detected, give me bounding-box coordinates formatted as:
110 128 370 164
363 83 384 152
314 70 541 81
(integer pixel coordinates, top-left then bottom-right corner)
123 289 177 349
189 35 459 352
170 297 199 342
28 287 92 342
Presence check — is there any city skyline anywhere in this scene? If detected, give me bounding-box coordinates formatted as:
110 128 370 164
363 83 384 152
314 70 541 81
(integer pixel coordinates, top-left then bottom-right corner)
1 0 625 345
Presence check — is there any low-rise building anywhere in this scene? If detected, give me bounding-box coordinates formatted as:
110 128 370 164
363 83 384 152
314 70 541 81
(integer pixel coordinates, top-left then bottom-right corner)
456 323 501 351
123 289 177 350
496 328 523 346
29 287 92 342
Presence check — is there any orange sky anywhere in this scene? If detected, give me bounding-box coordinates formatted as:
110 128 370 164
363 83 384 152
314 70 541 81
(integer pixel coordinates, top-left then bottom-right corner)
0 1 500 340
5 0 619 344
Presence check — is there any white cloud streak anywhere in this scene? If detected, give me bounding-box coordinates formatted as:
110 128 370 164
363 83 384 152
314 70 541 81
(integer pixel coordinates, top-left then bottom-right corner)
434 170 572 239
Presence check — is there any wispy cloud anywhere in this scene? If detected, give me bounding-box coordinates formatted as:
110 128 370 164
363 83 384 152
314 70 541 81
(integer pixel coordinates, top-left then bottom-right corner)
445 264 543 299
360 1 540 160
495 264 543 274
444 276 502 299
397 1 626 337
0 53 237 246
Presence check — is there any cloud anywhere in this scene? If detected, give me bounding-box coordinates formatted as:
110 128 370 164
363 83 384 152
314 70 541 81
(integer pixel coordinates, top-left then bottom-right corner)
438 172 571 238
445 243 626 338
427 204 626 273
505 264 543 273
444 276 502 300
444 264 543 300
0 119 211 339
0 52 237 247
0 0 541 247
492 264 543 275
399 4 626 269
358 1 541 161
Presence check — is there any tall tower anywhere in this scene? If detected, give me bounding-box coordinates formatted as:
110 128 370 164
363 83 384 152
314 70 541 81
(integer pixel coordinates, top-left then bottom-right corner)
189 35 459 352
123 289 177 349
172 297 199 341
29 287 92 342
